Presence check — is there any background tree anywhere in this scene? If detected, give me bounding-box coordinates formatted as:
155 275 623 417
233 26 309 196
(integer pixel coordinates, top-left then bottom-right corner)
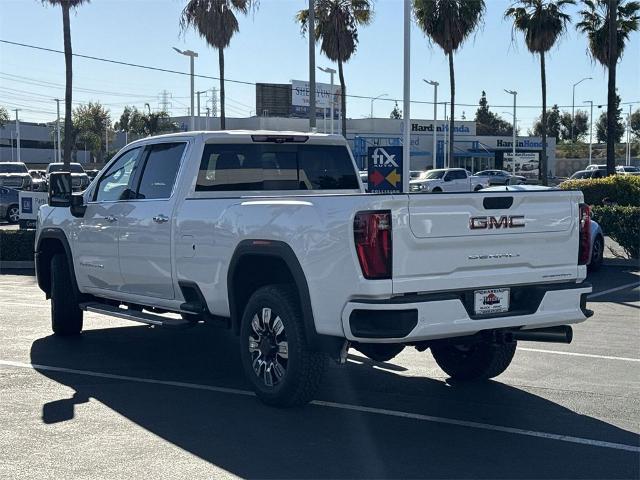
474 91 515 136
0 106 8 128
181 0 254 130
297 0 373 137
577 0 640 174
531 104 562 138
41 0 90 168
115 105 178 137
630 108 640 140
595 94 625 143
390 102 402 119
560 109 589 141
414 0 485 163
505 0 575 186
72 102 111 162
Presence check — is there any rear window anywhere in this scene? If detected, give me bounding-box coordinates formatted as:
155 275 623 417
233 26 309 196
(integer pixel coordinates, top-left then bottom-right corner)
196 144 359 192
0 163 28 174
47 163 85 174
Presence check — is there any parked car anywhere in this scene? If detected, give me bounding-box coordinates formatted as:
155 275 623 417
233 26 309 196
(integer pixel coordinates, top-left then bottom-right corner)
0 186 20 224
410 168 490 192
86 169 101 181
568 169 605 180
475 169 526 186
585 164 607 171
36 130 592 407
45 162 90 191
0 162 33 190
615 166 640 175
29 170 48 192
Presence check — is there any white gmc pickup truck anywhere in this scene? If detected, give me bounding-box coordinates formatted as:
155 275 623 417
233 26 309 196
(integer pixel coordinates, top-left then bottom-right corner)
36 131 593 407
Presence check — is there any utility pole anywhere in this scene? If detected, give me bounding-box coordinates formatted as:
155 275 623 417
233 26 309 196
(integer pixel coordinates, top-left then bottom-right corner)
424 80 438 169
627 104 632 166
505 89 517 172
402 0 411 191
14 109 21 163
444 102 448 168
105 125 109 156
308 0 317 130
206 107 210 130
584 100 594 164
210 88 218 117
196 90 207 124
54 98 62 163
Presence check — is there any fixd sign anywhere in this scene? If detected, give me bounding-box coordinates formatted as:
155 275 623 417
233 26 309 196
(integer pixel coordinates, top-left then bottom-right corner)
367 146 403 194
469 215 525 230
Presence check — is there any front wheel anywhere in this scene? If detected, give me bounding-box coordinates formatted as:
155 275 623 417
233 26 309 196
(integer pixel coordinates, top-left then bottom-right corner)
474 185 483 192
240 285 326 407
431 341 516 381
6 205 19 224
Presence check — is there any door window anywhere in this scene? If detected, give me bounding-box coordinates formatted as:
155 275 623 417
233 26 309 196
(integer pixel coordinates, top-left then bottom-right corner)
136 143 186 200
94 147 143 202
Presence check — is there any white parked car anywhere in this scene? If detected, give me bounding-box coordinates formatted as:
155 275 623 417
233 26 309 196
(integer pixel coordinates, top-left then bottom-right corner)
410 168 490 193
36 131 592 407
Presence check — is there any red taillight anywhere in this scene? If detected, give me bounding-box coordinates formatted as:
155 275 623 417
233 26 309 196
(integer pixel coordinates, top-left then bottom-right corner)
354 211 392 279
578 203 591 265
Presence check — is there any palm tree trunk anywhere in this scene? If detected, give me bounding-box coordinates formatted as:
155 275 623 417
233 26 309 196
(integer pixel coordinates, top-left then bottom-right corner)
62 4 73 168
606 0 617 176
540 52 548 186
219 48 226 130
448 52 455 166
338 59 347 138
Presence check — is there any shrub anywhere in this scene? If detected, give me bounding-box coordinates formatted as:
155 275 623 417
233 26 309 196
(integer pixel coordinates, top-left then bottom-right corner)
560 175 640 207
0 229 36 261
591 206 640 259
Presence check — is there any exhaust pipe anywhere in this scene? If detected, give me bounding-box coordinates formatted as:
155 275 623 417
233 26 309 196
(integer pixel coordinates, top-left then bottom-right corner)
509 325 573 344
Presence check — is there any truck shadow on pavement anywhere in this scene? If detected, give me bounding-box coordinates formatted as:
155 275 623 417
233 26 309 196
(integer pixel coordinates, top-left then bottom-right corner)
30 325 639 479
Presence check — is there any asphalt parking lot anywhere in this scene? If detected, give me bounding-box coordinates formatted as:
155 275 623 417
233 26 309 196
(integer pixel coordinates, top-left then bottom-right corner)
0 266 638 479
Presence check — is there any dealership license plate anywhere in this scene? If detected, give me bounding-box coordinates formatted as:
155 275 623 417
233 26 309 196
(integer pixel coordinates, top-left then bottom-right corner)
474 288 510 315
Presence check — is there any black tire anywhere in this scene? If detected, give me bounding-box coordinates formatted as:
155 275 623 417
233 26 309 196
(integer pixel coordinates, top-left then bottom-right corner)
431 341 516 381
474 185 483 192
6 204 19 224
51 254 83 336
588 235 604 272
354 343 405 362
240 285 326 407
432 187 443 193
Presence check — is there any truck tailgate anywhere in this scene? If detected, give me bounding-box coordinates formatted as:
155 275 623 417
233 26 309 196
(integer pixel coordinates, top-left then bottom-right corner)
392 190 582 294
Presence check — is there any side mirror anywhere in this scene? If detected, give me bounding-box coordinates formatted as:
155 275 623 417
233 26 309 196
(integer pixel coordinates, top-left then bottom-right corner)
70 193 87 218
48 172 72 207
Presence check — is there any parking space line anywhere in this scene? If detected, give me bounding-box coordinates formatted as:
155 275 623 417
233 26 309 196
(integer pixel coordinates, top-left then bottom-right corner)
519 348 640 362
1 359 638 453
588 282 640 299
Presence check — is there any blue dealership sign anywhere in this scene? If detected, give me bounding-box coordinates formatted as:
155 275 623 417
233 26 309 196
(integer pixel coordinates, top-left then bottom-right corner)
367 146 403 194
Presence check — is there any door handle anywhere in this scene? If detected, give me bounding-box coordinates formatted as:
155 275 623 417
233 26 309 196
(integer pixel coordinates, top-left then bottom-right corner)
103 215 117 223
152 214 169 224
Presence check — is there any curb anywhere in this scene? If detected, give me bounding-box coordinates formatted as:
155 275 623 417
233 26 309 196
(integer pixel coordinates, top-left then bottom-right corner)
0 260 35 272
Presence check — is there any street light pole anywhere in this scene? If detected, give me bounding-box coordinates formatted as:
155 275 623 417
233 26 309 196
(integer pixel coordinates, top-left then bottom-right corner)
424 80 438 169
402 0 411 191
572 77 591 143
318 67 336 134
627 104 632 166
583 100 594 164
370 94 388 119
173 47 199 131
443 102 448 168
54 98 62 163
505 89 517 172
308 0 317 130
14 109 21 163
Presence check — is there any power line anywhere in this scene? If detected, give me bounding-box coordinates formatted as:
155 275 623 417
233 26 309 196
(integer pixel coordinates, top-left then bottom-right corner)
4 38 639 110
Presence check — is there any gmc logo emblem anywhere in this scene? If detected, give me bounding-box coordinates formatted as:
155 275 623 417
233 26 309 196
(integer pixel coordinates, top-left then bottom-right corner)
469 215 525 230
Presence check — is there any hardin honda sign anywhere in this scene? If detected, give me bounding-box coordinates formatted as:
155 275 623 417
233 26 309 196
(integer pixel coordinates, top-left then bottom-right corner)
409 120 476 136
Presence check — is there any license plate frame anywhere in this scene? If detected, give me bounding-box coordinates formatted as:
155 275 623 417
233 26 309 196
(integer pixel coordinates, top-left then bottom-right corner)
474 288 510 316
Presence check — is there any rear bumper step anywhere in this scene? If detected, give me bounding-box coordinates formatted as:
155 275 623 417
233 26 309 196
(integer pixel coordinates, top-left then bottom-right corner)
80 302 192 328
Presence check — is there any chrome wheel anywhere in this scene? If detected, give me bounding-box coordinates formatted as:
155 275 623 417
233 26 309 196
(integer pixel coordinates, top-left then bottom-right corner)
248 307 289 387
7 206 19 223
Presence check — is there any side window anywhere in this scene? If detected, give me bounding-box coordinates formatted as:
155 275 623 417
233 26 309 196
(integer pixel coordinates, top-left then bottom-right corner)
136 143 186 200
94 147 143 202
297 145 359 190
448 170 466 180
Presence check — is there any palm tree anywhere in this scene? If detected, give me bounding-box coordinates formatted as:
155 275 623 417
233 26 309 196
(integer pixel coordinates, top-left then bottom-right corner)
181 0 254 130
504 0 574 186
41 0 90 167
577 0 640 175
297 0 373 137
414 0 485 165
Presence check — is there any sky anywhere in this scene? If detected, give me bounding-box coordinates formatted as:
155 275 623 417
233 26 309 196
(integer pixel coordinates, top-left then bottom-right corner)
1 0 639 133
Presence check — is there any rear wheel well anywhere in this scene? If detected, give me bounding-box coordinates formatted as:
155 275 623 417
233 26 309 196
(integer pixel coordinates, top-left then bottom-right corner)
230 255 296 334
37 238 67 297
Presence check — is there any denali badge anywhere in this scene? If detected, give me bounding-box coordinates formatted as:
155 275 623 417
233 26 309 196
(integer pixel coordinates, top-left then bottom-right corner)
469 215 525 230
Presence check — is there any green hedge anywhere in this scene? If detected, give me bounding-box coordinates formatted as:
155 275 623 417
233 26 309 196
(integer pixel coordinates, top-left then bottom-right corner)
0 229 36 261
591 206 640 259
559 175 640 207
